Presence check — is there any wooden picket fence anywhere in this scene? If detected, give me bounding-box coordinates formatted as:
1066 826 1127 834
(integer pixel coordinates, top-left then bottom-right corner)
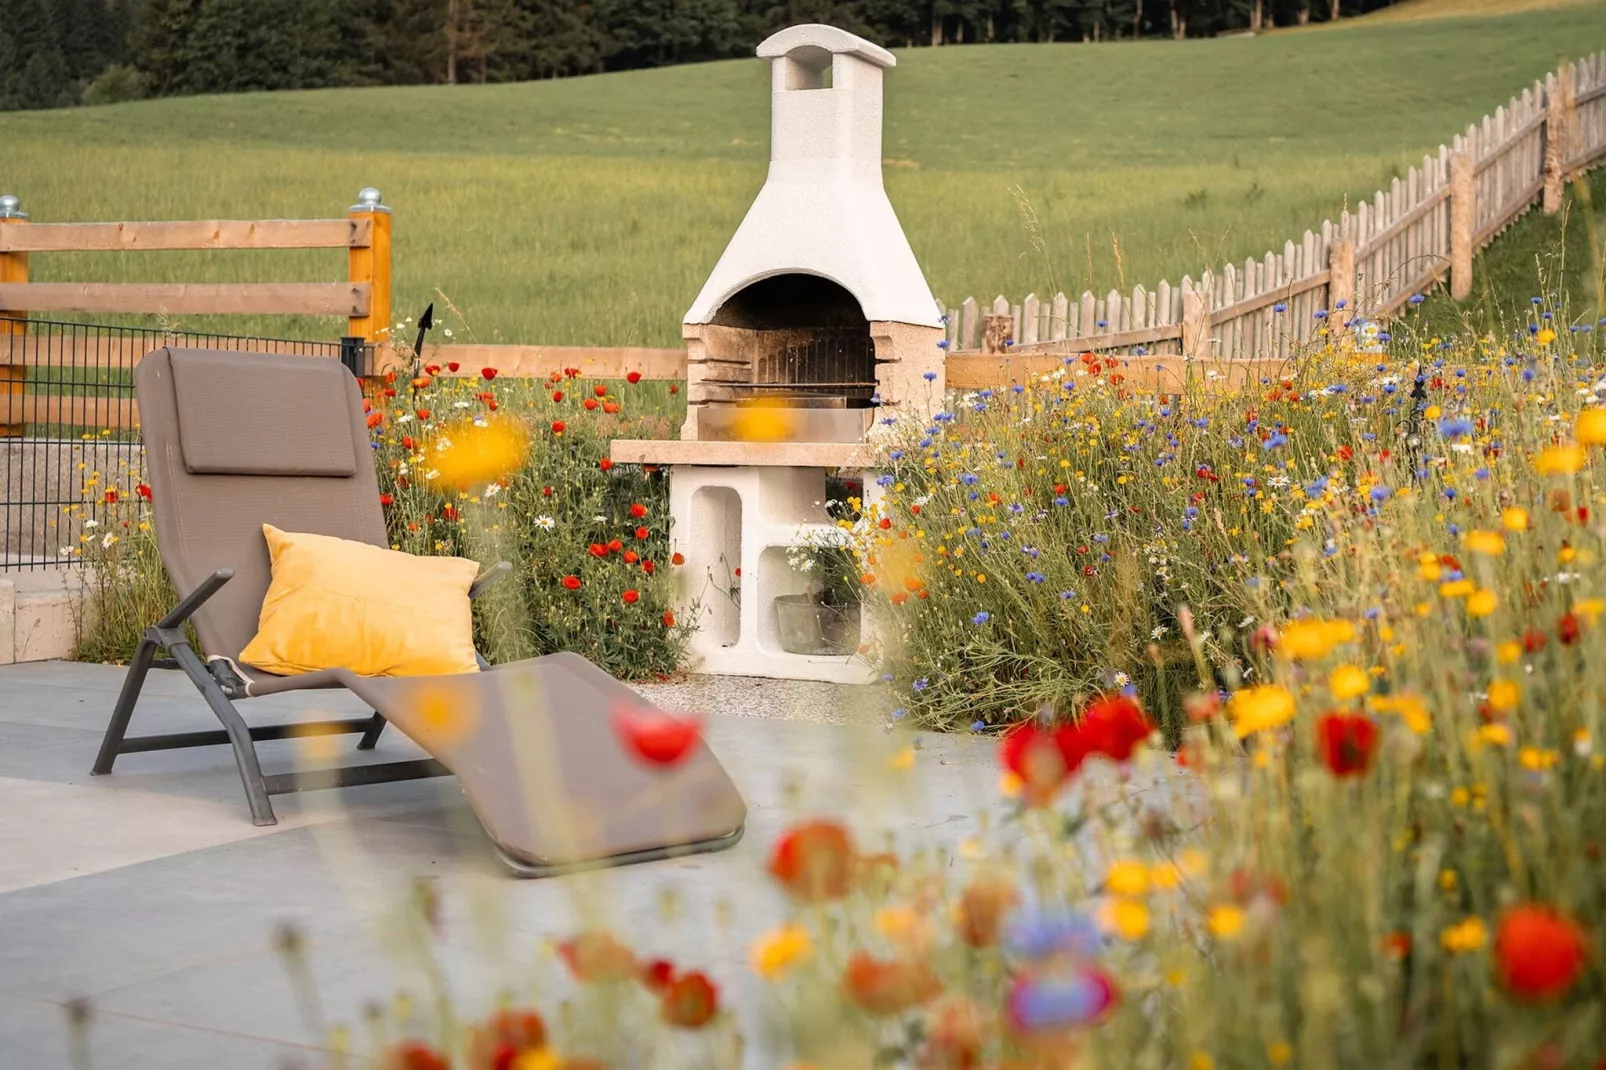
940 51 1606 359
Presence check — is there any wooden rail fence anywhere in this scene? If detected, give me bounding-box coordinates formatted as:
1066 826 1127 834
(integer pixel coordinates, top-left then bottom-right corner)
938 51 1606 362
0 188 392 436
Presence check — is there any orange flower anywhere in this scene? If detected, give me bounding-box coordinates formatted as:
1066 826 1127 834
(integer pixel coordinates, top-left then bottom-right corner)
1495 904 1588 1001
768 820 856 901
556 931 636 982
662 610 676 627
466 1008 546 1070
622 589 640 604
660 970 719 1028
561 575 581 590
841 951 943 1015
366 412 384 429
956 877 1019 947
103 488 119 503
630 503 648 519
671 552 686 566
379 1040 450 1070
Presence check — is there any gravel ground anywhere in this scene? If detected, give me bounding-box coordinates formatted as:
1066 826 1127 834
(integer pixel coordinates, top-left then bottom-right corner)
631 673 890 725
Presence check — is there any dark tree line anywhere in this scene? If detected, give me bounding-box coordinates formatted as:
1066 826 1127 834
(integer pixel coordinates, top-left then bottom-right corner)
1 0 1404 110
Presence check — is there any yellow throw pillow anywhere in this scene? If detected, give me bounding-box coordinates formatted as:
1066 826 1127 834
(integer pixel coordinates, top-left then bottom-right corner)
239 525 481 677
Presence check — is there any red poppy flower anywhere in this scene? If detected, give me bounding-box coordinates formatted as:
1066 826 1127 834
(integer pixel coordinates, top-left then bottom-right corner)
635 526 649 540
612 703 702 766
640 958 676 992
662 610 675 627
447 362 460 372
384 371 397 384
401 435 417 450
561 575 582 590
642 559 655 574
416 409 431 420
1078 694 1152 762
608 538 623 552
768 820 855 901
661 970 718 1028
424 364 440 376
910 504 922 515
564 366 580 378
1495 904 1587 1000
542 486 553 497
1337 444 1354 461
599 459 614 471
669 384 679 394
134 483 152 501
382 387 398 397
380 1040 450 1070
412 376 432 391
629 503 647 519
627 371 643 384
589 543 608 558
1559 612 1581 645
878 517 892 530
956 877 1019 948
584 398 599 411
842 952 943 1015
467 1008 546 1070
622 589 640 604
379 493 393 506
441 504 458 520
366 412 384 429
550 420 565 435
103 489 119 504
623 550 639 564
671 552 685 566
602 402 620 414
557 931 636 982
999 721 1076 806
552 391 564 402
891 592 909 606
481 367 498 381
594 384 608 397
1315 712 1379 778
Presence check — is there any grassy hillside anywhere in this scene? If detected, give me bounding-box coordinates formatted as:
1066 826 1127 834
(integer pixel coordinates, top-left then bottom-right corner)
2 7 1603 345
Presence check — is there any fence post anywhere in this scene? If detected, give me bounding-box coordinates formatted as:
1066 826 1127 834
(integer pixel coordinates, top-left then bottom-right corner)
1180 278 1210 361
0 195 28 439
347 187 392 342
1328 238 1356 315
1449 151 1476 300
1543 67 1576 214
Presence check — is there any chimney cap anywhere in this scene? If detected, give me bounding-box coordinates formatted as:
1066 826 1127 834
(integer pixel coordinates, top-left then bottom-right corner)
757 24 894 69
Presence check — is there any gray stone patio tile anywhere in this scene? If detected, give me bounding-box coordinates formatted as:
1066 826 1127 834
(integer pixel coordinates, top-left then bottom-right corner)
0 992 325 1070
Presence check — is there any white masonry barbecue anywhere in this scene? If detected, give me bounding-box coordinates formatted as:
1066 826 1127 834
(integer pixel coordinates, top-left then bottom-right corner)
611 23 944 682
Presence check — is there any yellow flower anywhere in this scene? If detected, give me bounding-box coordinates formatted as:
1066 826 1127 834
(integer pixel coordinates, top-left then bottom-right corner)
1463 530 1505 556
888 746 916 771
1191 1056 1215 1070
1501 507 1530 531
1329 664 1369 701
1537 327 1556 346
513 1053 560 1070
1149 861 1182 890
1440 917 1487 953
1486 678 1520 713
1438 578 1474 599
1479 723 1513 747
751 923 812 979
1519 747 1560 771
1576 598 1605 624
730 403 799 442
1578 407 1606 446
1496 640 1522 665
1276 618 1355 660
1466 589 1498 617
1103 898 1150 940
1267 1042 1294 1066
1207 904 1245 939
1230 685 1296 738
431 418 531 488
1105 859 1150 897
1439 868 1458 890
1370 692 1430 734
875 906 933 952
1536 443 1586 475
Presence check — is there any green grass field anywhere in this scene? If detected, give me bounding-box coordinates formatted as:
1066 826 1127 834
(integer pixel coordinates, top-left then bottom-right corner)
2 6 1604 346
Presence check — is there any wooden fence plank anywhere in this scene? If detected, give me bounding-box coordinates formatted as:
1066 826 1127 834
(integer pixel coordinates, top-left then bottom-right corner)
6 334 342 367
429 344 687 381
0 218 371 253
2 393 139 431
0 282 369 317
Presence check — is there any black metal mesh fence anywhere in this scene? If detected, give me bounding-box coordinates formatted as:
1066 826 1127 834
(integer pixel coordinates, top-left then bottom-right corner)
1 319 353 569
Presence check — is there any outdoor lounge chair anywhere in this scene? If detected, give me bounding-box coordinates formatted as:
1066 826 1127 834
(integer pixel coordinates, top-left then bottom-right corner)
91 347 746 876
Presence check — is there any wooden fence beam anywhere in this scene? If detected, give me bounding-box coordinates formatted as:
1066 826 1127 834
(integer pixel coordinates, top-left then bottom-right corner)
430 344 687 381
347 188 392 343
1449 150 1476 300
0 195 27 438
0 282 370 317
1 393 139 432
0 218 372 253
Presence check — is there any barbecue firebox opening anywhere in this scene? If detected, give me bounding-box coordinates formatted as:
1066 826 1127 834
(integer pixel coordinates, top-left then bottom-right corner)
711 274 876 409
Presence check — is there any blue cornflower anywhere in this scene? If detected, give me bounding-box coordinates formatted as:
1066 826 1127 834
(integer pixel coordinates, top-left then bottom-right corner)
1437 418 1474 438
876 474 894 487
1378 331 1391 342
1184 506 1199 519
1060 590 1076 600
1023 546 1039 558
1012 383 1025 394
1370 486 1392 502
970 720 986 732
891 708 907 720
1273 302 1288 313
972 611 991 626
1408 294 1425 305
1005 909 1102 959
1026 571 1046 583
1054 496 1069 506
961 473 980 485
1009 503 1025 514
919 437 933 449
1335 298 1347 309
923 370 938 381
936 340 950 350
1532 296 1544 305
1262 432 1288 449
889 449 904 461
1315 309 1329 320
1305 476 1328 497
912 677 928 692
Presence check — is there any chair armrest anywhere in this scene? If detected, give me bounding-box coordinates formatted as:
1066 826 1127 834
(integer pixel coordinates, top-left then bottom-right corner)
157 568 234 629
469 561 513 600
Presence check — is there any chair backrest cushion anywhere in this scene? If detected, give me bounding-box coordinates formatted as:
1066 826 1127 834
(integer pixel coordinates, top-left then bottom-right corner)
136 347 389 661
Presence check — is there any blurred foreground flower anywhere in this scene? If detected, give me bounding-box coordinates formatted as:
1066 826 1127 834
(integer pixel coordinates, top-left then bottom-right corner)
1495 904 1587 1001
841 951 943 1015
433 418 531 488
729 401 799 442
611 703 703 766
768 820 856 901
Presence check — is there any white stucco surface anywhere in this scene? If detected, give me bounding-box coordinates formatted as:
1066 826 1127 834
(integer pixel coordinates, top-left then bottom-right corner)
684 24 941 329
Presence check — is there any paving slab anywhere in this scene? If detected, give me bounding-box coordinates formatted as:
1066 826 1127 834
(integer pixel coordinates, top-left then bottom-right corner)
0 659 1013 1069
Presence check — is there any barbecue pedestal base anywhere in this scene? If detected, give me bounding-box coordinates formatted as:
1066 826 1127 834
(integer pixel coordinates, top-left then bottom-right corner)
611 445 885 684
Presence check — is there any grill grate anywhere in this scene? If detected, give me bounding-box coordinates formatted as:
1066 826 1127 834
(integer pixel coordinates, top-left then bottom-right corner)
744 329 876 402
